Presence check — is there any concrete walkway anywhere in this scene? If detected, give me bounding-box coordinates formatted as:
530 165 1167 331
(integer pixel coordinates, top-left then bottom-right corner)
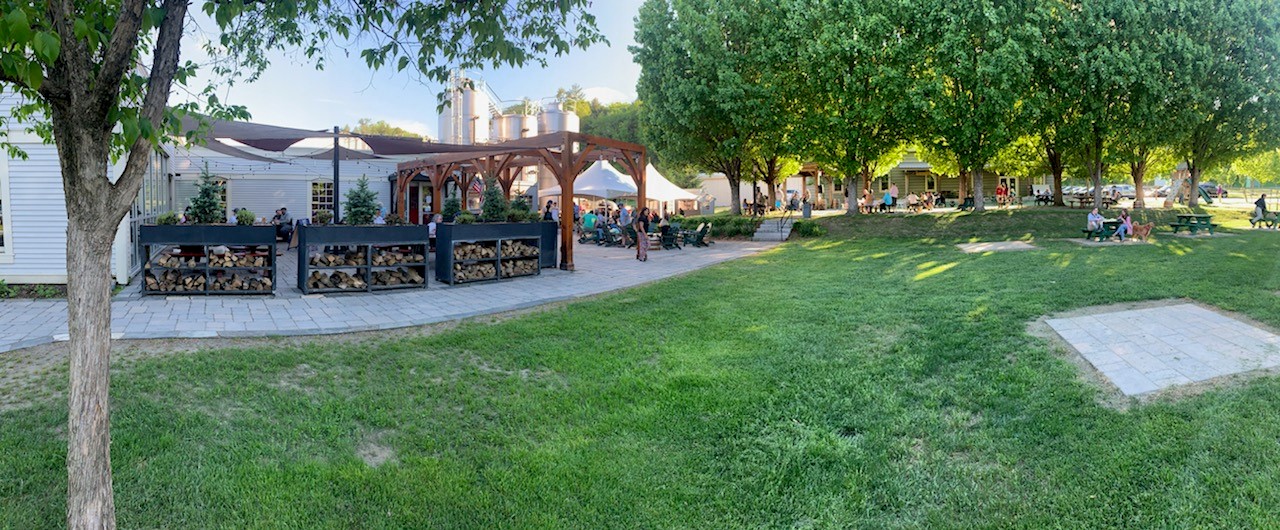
0 241 778 355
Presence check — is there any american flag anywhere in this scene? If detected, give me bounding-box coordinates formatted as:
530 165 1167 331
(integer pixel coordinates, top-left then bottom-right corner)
470 178 485 195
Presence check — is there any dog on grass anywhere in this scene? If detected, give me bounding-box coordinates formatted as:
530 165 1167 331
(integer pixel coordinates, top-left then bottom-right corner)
1131 222 1155 241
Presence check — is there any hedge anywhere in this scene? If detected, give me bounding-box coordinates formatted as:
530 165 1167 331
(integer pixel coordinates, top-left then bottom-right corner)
670 215 762 238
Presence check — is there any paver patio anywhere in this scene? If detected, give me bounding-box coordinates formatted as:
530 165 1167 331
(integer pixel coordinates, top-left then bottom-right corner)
1047 303 1280 396
0 241 776 355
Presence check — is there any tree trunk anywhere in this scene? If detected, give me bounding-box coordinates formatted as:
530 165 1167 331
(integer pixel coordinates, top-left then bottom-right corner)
971 167 985 212
767 179 777 210
65 219 118 530
727 173 742 215
1131 160 1148 209
1188 165 1202 208
1047 145 1065 206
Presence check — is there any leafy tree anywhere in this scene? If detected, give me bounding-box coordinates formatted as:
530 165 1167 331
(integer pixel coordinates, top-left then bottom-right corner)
1161 0 1280 207
342 177 380 225
633 0 789 215
904 0 1044 211
789 0 912 211
186 167 226 224
0 1 602 526
341 118 422 139
501 98 538 115
1231 149 1280 188
554 84 592 117
581 101 644 149
441 197 463 222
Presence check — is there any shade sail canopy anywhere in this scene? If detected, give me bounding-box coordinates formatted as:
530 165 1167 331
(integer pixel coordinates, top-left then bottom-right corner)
540 160 637 199
300 146 385 160
640 163 696 201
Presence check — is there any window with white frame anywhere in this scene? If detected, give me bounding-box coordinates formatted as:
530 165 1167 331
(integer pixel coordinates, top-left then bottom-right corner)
925 174 938 192
311 181 334 219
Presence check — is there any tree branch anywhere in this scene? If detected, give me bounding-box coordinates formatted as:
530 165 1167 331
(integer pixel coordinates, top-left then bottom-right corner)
109 0 189 212
92 0 147 121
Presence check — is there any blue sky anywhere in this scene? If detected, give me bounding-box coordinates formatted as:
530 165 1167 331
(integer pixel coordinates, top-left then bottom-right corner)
181 1 644 139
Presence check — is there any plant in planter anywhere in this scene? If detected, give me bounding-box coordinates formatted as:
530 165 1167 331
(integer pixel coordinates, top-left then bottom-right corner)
455 212 477 224
187 166 226 224
508 197 535 222
235 209 256 226
441 197 462 222
343 176 380 225
478 181 509 222
385 212 407 225
156 211 179 225
314 209 333 225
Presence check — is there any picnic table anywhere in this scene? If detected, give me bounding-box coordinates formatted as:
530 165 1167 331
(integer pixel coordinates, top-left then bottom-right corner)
1170 213 1217 235
1082 219 1122 241
1068 196 1118 209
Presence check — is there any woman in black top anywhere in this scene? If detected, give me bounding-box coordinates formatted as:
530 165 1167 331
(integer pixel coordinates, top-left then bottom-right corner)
634 206 651 261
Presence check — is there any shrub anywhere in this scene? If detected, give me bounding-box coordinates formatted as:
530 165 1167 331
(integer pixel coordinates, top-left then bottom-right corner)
155 211 179 225
187 165 226 224
791 219 827 238
0 280 13 298
441 197 462 222
508 197 533 222
672 215 761 237
454 212 477 224
478 182 510 222
385 212 407 225
314 209 333 225
343 176 380 225
235 209 256 226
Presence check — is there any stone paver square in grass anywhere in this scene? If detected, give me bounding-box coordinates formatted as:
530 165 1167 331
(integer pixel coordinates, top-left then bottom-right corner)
1047 303 1280 396
956 241 1037 253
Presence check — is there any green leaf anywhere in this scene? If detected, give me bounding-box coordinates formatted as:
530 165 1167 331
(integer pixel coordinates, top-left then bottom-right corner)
7 9 31 43
32 32 59 64
23 62 41 90
396 56 409 71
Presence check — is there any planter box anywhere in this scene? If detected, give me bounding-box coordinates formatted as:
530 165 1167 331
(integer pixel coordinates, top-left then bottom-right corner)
539 221 558 269
139 224 276 246
296 224 430 295
139 224 277 296
435 222 545 284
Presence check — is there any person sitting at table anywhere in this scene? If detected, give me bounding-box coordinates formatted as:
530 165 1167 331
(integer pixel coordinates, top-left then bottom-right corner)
1252 194 1271 228
906 192 920 212
372 207 386 225
271 207 294 241
1086 207 1104 232
1112 209 1132 241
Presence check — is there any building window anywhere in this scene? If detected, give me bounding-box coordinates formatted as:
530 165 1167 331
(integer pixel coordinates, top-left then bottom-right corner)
311 181 334 219
834 181 843 192
925 174 937 192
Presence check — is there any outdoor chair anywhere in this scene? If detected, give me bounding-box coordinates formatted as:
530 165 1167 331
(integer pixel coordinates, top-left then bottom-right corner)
689 224 713 247
682 223 706 246
661 229 681 250
623 226 639 248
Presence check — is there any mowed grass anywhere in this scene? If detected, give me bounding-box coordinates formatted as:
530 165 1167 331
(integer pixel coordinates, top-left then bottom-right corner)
3 209 1280 528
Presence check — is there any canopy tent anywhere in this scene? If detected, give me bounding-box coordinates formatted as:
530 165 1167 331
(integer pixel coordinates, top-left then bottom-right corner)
540 160 637 199
635 163 696 201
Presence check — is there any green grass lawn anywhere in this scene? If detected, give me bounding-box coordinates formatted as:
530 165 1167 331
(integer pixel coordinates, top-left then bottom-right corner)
3 209 1280 528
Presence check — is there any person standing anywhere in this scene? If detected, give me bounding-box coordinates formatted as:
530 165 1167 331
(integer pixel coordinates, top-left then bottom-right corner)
889 182 900 211
543 200 555 221
634 206 651 261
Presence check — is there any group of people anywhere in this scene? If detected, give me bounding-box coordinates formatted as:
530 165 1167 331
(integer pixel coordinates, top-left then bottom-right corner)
1086 207 1135 241
857 184 947 214
575 202 668 261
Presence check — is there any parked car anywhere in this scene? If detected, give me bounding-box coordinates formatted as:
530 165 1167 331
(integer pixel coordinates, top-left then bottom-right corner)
1154 185 1171 197
1111 184 1136 199
1199 183 1228 198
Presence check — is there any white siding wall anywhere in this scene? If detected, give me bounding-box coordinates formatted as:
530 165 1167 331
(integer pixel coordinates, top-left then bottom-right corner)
172 175 392 223
0 144 69 283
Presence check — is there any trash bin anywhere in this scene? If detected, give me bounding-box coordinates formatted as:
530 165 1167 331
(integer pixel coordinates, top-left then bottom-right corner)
802 202 812 219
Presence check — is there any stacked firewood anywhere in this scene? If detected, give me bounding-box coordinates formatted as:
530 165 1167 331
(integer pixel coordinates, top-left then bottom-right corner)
500 240 539 258
453 242 497 261
500 258 538 278
209 273 272 292
154 254 201 268
307 270 367 290
372 267 425 286
372 249 425 266
452 262 497 283
145 270 206 292
309 249 366 267
209 252 267 268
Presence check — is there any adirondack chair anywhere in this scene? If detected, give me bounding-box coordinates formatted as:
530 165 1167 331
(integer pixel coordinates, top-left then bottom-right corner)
660 228 681 250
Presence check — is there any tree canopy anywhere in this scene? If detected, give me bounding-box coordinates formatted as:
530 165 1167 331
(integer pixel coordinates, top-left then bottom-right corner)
341 119 423 139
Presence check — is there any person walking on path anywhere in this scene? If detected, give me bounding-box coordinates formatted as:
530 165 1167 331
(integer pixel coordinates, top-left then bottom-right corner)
634 206 652 262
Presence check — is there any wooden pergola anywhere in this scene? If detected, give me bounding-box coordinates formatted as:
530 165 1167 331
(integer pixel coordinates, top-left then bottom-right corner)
395 131 647 271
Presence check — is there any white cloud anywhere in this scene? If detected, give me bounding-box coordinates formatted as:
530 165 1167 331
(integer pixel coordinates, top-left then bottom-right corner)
581 86 634 105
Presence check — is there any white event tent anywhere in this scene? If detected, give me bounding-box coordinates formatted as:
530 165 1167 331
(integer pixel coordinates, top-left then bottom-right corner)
540 159 637 199
640 163 697 202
